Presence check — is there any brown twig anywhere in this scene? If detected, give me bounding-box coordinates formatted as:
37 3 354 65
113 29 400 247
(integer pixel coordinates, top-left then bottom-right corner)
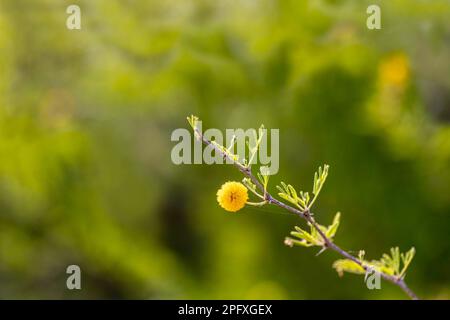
193 126 419 300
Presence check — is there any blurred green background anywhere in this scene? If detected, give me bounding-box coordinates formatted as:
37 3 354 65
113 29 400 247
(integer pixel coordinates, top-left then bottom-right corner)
0 0 449 299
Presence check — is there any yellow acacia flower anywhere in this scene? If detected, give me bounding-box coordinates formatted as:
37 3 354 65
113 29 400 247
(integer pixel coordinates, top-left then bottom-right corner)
378 52 410 88
216 181 248 212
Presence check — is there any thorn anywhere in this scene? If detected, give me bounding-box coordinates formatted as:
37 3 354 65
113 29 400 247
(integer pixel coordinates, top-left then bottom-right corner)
316 246 327 256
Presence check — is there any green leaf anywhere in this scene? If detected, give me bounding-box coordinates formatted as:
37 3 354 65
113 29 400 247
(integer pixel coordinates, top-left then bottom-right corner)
313 164 329 195
399 247 415 278
257 167 270 190
332 259 365 277
307 164 330 209
291 227 317 244
358 250 366 262
287 212 342 249
276 181 306 210
326 212 341 239
288 184 297 199
187 115 199 129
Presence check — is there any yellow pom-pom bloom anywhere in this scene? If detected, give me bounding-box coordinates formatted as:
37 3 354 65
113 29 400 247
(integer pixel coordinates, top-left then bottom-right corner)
216 181 248 212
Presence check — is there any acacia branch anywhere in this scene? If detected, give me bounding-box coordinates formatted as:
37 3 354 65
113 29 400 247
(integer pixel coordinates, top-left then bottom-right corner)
193 126 419 300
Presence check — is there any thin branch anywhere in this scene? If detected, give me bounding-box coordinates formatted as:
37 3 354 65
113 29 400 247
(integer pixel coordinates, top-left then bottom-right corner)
192 126 419 300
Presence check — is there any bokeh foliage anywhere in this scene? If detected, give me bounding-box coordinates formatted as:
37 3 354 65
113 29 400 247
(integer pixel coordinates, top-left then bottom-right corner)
0 0 449 299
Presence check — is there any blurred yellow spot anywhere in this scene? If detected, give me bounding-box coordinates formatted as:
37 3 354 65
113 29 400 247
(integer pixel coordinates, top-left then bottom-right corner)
378 52 410 88
217 181 248 212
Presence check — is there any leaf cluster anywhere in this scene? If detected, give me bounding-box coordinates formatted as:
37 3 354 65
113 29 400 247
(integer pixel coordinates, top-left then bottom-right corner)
285 212 340 248
332 247 416 279
277 165 329 211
